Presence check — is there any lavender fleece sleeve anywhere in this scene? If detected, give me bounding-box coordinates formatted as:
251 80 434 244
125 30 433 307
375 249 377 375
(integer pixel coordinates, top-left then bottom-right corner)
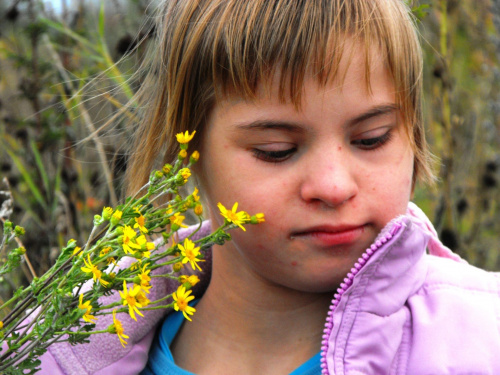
33 221 213 375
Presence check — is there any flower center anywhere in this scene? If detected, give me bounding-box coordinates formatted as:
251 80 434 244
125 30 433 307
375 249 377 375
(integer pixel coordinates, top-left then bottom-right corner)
226 211 238 222
177 298 187 310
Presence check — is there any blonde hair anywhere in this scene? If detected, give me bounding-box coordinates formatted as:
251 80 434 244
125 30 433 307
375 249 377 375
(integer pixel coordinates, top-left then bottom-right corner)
126 0 434 195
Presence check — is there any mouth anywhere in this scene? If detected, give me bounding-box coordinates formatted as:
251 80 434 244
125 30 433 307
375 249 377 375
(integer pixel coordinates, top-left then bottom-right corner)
290 225 366 247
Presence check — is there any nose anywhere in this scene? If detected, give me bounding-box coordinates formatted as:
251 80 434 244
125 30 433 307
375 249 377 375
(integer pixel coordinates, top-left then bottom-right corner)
299 150 358 208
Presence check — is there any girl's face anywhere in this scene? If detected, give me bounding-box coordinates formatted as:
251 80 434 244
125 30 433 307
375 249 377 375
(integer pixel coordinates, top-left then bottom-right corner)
199 49 414 293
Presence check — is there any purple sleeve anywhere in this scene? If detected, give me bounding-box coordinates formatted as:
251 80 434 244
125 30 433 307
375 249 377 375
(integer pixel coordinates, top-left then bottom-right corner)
37 350 66 375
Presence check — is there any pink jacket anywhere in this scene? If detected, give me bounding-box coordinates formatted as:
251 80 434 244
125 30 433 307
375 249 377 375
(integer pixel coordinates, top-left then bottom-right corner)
34 203 500 374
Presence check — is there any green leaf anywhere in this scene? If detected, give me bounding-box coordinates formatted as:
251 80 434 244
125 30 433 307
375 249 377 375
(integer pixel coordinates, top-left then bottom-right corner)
30 141 51 203
1 140 48 211
40 17 96 51
99 1 106 39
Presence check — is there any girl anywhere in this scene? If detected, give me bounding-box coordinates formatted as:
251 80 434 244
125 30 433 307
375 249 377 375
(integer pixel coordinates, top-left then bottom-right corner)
39 0 500 374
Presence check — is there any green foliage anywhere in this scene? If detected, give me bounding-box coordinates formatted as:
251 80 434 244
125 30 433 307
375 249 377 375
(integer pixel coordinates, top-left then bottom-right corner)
0 147 262 372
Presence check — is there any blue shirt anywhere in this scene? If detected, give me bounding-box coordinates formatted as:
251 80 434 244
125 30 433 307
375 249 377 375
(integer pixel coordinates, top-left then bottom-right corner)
142 302 321 375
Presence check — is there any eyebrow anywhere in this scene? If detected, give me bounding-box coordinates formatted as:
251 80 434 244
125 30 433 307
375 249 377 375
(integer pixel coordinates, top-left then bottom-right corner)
232 103 399 133
345 104 399 129
233 120 306 133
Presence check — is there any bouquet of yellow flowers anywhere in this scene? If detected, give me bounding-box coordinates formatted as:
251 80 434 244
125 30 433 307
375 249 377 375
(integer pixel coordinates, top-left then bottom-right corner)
0 133 264 374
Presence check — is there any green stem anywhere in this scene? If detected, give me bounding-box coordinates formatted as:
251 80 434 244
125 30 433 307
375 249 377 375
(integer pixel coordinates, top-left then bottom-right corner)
0 286 31 312
139 304 174 311
54 329 109 335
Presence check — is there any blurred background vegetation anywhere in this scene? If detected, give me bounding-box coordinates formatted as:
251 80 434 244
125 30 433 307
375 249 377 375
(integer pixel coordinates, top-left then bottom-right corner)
0 0 499 297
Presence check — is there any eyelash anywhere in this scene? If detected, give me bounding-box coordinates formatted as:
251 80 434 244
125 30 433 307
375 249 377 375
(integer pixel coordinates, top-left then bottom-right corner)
352 130 392 150
252 148 297 163
252 130 393 163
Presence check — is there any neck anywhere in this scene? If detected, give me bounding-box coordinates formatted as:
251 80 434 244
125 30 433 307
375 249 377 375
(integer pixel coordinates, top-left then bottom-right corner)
171 245 332 375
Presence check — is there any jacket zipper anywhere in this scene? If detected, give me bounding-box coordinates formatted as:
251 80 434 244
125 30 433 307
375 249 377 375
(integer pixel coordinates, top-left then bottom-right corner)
320 222 403 375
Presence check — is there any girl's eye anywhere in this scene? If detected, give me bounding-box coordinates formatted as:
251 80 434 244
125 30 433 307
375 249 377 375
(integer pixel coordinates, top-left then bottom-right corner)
252 147 297 163
352 130 392 150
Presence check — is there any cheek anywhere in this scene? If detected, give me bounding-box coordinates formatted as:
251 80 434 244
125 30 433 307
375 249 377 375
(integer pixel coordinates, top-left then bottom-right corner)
363 155 413 210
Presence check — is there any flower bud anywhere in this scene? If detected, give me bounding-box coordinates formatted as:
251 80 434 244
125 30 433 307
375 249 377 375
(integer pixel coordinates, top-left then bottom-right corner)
173 262 183 272
115 226 124 236
107 324 117 334
178 149 188 159
177 168 191 185
194 204 203 216
16 247 26 255
162 164 172 174
179 275 200 288
250 213 265 224
93 215 103 226
102 207 113 221
14 226 25 237
4 220 13 230
111 210 123 226
190 151 200 163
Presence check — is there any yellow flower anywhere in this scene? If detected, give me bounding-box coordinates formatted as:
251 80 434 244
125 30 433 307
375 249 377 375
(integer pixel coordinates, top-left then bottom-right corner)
0 320 3 329
169 212 188 229
136 235 155 252
190 150 200 162
173 262 183 272
102 207 113 221
139 264 151 283
111 210 123 226
78 294 97 324
194 204 203 216
73 246 82 256
136 291 151 307
134 214 148 234
100 247 111 257
81 255 109 287
179 238 204 271
112 310 129 348
172 285 196 321
162 164 172 174
217 202 249 231
179 168 191 183
179 275 200 287
119 280 144 321
130 261 141 271
135 264 152 293
255 213 265 223
179 149 188 158
176 130 196 144
122 226 141 254
192 187 200 202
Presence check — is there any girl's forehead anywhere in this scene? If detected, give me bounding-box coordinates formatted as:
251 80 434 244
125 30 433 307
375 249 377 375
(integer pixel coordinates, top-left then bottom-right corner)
216 43 391 109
